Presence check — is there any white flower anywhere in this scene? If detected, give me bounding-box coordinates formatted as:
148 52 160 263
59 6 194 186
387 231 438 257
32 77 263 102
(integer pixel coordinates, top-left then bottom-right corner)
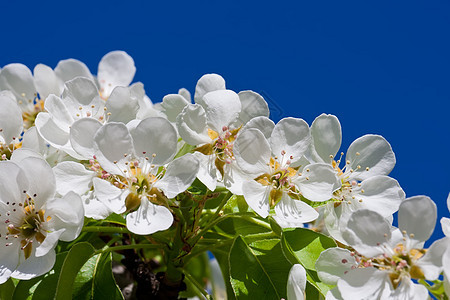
35 76 145 159
0 93 23 160
176 74 269 193
316 196 441 300
0 152 84 283
92 117 199 235
234 119 340 227
287 264 307 300
307 114 404 242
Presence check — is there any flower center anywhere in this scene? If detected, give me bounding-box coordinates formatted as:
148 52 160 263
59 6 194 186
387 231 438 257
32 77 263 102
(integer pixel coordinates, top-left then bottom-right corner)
21 95 45 130
2 192 50 259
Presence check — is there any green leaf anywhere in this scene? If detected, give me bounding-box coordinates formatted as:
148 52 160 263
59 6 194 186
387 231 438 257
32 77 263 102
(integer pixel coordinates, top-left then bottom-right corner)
72 252 124 300
174 142 195 159
281 228 336 296
104 213 127 226
55 242 95 300
12 252 68 300
210 247 236 300
0 278 15 300
229 236 292 299
180 252 211 298
223 195 248 214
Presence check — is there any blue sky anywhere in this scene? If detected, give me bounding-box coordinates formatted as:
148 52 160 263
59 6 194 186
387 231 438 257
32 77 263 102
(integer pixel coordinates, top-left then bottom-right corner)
1 0 449 242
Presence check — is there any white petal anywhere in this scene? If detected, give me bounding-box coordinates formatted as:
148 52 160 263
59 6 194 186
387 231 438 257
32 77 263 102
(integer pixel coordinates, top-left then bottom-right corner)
346 135 395 181
35 229 64 257
315 248 357 285
0 94 23 144
442 217 450 237
43 94 73 130
270 118 310 166
194 73 226 106
0 63 36 104
234 128 271 176
154 154 199 198
131 117 177 165
70 118 102 159
273 195 319 228
242 180 270 218
338 268 392 300
343 209 391 257
178 87 191 102
33 64 63 99
11 249 56 280
416 238 447 280
53 161 95 196
176 104 210 146
93 177 126 214
62 77 100 107
0 242 20 284
309 114 341 163
398 195 436 243
353 175 405 217
235 91 269 126
287 264 306 300
0 161 28 209
295 163 341 202
203 90 241 133
105 86 139 123
241 116 275 139
54 58 93 83
193 152 217 191
94 122 134 175
98 51 136 98
35 112 69 147
390 279 429 300
444 246 450 278
19 157 56 209
126 198 173 235
46 191 84 242
162 94 190 122
222 162 249 196
10 148 43 162
325 288 343 300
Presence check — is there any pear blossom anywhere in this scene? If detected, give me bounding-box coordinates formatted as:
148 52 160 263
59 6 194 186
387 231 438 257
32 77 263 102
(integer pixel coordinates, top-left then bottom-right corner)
307 114 404 242
315 196 442 299
0 152 84 283
91 117 199 234
176 74 269 193
233 119 340 227
35 76 146 159
0 93 23 160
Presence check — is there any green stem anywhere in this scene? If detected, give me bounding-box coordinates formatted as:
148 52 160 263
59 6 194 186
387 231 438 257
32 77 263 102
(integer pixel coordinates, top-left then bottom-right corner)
82 226 130 234
183 271 210 299
95 243 164 255
165 222 185 283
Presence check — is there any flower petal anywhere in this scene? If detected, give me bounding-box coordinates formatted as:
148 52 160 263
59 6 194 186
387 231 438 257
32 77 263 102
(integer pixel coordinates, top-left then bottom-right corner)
398 195 436 244
234 128 271 176
416 238 447 280
98 51 136 98
346 135 395 181
33 64 63 99
273 194 319 228
309 113 341 163
54 58 93 83
70 118 103 159
162 94 190 122
126 198 173 235
315 248 357 285
176 104 210 146
194 73 226 106
203 90 241 133
105 86 139 123
11 249 56 280
353 175 405 217
287 264 306 300
0 63 36 105
242 116 275 139
342 209 391 257
93 177 126 214
294 163 341 202
178 87 191 102
242 180 270 218
53 161 95 196
0 94 23 144
154 154 199 199
235 90 269 126
94 122 134 175
131 117 178 165
338 268 392 300
270 118 310 166
193 152 217 191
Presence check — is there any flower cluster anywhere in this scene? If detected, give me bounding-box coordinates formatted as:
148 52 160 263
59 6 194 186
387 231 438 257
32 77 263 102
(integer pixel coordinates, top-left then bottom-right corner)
0 51 448 300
